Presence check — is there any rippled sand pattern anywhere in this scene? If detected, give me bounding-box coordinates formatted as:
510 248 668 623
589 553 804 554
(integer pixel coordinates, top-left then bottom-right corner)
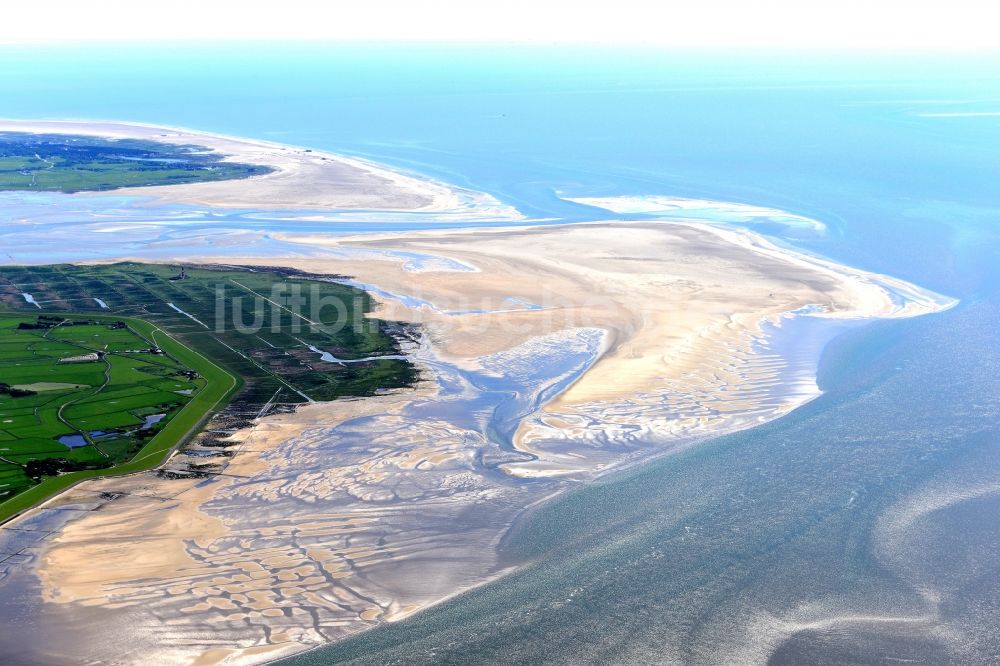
0 217 953 664
6 329 601 663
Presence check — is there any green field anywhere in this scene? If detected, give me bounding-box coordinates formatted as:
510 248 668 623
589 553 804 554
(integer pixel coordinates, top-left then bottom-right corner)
0 263 417 521
0 313 238 521
0 132 271 192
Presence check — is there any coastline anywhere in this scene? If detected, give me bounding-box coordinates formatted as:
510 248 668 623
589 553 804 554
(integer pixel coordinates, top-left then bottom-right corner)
0 118 521 217
253 221 953 476
0 121 958 665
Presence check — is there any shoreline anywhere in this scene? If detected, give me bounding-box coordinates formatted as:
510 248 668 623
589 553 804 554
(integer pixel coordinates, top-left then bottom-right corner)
0 121 959 666
0 118 521 217
0 225 953 664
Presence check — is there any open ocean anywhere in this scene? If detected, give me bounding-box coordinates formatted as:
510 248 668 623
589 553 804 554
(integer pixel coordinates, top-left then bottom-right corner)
2 44 999 663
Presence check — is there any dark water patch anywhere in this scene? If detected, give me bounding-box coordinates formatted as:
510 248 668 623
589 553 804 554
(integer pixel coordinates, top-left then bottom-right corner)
769 625 950 666
56 434 86 449
139 413 165 430
278 294 1000 665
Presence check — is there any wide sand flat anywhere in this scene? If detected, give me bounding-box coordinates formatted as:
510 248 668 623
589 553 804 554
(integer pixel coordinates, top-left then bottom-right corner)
260 221 950 473
0 126 955 665
2 220 952 665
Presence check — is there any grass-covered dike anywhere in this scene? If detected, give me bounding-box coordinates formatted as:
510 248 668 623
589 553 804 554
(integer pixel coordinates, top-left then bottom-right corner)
0 262 419 523
0 313 239 523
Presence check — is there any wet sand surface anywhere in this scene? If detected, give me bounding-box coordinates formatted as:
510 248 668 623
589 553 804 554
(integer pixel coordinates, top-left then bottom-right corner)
0 217 951 664
0 124 958 665
282 299 998 666
0 333 584 664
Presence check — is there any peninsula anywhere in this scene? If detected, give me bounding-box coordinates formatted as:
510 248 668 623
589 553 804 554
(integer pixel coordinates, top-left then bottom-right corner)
0 121 955 665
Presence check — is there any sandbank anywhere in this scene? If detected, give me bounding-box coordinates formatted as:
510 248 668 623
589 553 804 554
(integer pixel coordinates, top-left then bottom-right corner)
0 119 518 216
0 123 956 666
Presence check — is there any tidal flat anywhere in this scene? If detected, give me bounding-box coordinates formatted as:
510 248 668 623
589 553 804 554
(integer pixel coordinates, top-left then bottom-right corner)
0 47 996 665
0 128 954 664
0 101 978 666
289 296 999 666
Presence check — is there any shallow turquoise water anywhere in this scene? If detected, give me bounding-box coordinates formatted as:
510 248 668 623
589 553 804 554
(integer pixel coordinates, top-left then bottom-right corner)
1 45 999 663
1 45 998 294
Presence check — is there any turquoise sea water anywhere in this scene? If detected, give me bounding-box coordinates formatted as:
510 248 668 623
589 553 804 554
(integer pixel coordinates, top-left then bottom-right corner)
1 46 997 277
2 45 999 663
2 44 998 295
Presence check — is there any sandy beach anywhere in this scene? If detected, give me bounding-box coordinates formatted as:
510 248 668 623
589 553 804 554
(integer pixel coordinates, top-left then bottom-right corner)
0 123 957 665
0 216 954 665
251 221 953 476
0 119 519 216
